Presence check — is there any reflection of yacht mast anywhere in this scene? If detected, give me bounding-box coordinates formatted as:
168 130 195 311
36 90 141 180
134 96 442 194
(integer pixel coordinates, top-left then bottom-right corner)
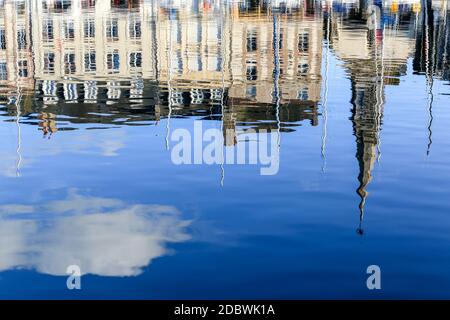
14 9 24 177
165 16 174 151
272 10 281 150
321 5 331 172
15 92 22 178
443 3 449 71
375 18 385 162
423 0 434 156
442 1 448 72
219 2 227 187
151 0 159 82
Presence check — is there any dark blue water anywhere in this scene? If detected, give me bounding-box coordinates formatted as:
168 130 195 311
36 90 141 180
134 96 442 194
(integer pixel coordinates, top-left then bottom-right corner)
0 0 450 299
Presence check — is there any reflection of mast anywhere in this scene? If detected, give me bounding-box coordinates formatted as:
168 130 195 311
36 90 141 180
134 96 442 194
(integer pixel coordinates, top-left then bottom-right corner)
443 3 449 74
165 15 173 151
219 2 226 187
375 19 385 162
13 7 24 177
321 5 331 172
15 97 22 178
272 10 281 150
424 0 434 156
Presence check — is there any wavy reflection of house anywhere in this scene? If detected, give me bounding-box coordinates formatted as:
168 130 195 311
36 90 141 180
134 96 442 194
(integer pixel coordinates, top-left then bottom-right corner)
0 0 34 107
0 0 320 142
413 0 449 81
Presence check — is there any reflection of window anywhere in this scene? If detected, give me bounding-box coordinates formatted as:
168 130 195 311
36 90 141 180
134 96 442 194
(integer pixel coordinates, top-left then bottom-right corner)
84 18 95 38
190 88 204 105
54 0 71 11
106 18 119 40
246 62 257 81
64 52 76 74
129 20 141 39
130 78 143 98
84 80 97 102
107 51 120 73
42 80 58 104
0 29 6 49
297 88 308 101
17 28 27 49
18 60 28 77
64 83 78 102
129 52 142 68
246 86 257 98
84 51 96 72
297 61 309 75
197 55 202 71
43 52 55 74
43 80 57 96
210 88 223 101
170 50 183 73
81 0 95 8
0 62 7 80
217 52 223 72
15 1 26 14
43 19 54 40
107 81 121 100
246 29 257 52
63 21 75 40
169 89 183 106
298 32 309 53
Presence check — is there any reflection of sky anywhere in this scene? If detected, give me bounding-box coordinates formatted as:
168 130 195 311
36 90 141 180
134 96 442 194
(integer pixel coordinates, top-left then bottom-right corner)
0 189 191 276
0 124 127 178
0 0 449 299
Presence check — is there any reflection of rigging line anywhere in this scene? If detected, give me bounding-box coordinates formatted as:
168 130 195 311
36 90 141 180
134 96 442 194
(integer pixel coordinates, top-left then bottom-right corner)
219 3 226 187
426 83 434 156
321 8 331 173
273 13 281 151
427 2 438 156
165 20 173 151
424 2 434 156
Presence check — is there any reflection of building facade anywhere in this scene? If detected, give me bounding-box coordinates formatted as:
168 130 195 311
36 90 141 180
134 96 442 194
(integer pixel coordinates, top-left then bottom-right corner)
1 0 322 139
414 0 450 81
227 5 322 105
0 0 34 106
0 3 446 154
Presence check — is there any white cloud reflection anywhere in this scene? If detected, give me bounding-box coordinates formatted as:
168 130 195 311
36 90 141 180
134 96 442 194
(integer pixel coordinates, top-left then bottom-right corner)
0 190 191 276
